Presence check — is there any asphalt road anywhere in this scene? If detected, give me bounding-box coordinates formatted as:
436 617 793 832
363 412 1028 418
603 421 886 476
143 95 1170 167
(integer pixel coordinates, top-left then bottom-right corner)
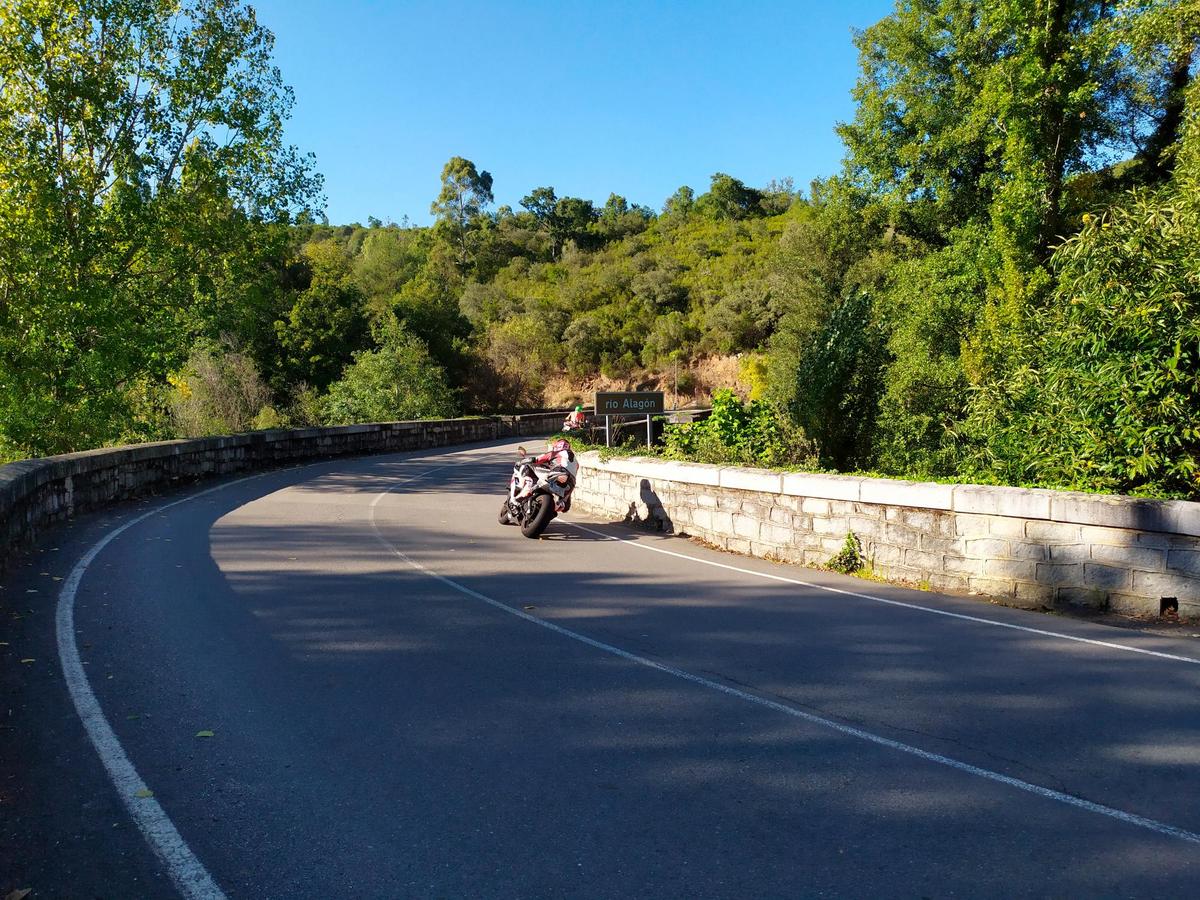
3 439 1200 898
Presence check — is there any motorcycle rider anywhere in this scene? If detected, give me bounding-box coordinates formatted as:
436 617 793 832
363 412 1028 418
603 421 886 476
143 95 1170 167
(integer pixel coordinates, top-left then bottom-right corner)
531 437 577 512
563 405 585 431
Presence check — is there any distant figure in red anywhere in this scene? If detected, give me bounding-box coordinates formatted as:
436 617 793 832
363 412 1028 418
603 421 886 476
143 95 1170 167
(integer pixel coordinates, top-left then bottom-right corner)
563 405 585 431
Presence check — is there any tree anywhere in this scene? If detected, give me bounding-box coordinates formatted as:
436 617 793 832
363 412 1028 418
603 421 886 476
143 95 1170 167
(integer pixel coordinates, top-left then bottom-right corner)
0 0 320 457
430 156 493 269
322 320 457 424
699 173 764 220
275 241 367 390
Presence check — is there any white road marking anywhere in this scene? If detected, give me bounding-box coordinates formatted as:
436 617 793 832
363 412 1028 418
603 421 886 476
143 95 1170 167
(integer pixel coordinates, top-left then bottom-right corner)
370 480 1200 846
55 451 463 900
565 522 1200 666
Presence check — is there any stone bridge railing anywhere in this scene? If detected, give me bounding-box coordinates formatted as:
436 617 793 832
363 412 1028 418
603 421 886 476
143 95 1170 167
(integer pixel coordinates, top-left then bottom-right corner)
573 453 1200 619
0 413 567 571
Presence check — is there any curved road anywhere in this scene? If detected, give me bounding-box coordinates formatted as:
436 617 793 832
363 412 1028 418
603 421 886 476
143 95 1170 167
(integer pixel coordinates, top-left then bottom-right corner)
4 439 1200 897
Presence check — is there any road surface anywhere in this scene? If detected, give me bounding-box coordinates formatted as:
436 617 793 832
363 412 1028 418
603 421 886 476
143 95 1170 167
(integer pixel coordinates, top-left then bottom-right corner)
3 439 1199 897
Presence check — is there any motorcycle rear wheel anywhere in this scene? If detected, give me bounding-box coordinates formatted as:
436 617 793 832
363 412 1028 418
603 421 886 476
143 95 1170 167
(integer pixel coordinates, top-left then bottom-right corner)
520 495 555 538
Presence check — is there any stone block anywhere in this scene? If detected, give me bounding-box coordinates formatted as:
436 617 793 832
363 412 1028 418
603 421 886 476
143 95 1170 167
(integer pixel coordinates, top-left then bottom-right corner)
821 537 848 553
1090 543 1163 572
869 544 905 566
712 511 734 534
1048 543 1090 563
690 508 713 532
919 535 961 555
780 472 862 502
1107 592 1156 616
954 513 992 538
1082 564 1131 590
803 549 828 567
763 524 795 545
1026 521 1081 543
968 576 1016 597
727 538 753 555
886 523 920 546
942 555 981 575
812 516 851 535
696 494 718 508
1007 541 1048 561
1132 570 1200 600
899 509 936 531
656 460 722 487
791 514 814 532
720 467 783 494
927 573 969 594
984 558 1038 580
733 514 760 540
1057 587 1108 609
1014 581 1056 608
1166 550 1200 577
1036 562 1080 585
952 484 1054 520
987 517 1028 539
904 549 941 571
849 515 884 536
829 501 856 517
964 538 1010 559
1050 492 1200 537
860 478 954 510
740 501 772 520
769 506 792 526
1078 524 1139 547
800 498 830 516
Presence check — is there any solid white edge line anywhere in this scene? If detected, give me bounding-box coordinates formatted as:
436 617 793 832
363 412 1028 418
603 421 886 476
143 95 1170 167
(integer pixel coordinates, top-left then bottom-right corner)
370 480 1200 846
55 450 467 900
563 522 1200 666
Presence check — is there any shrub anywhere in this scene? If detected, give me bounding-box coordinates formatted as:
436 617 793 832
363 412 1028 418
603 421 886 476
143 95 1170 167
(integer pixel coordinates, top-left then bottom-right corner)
322 320 458 425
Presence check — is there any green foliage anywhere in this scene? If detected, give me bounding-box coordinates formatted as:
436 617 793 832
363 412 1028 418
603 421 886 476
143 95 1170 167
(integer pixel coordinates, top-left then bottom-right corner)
663 389 817 468
169 348 275 438
872 225 998 477
789 292 888 470
0 0 320 456
826 533 863 575
275 241 368 389
322 320 458 425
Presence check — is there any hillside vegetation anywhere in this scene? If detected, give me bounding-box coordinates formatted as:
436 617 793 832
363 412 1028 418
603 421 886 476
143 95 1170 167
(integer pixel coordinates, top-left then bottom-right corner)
2 0 1198 499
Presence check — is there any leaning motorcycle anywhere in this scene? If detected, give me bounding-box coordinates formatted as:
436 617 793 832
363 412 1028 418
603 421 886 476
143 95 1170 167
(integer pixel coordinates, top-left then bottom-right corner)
499 445 576 538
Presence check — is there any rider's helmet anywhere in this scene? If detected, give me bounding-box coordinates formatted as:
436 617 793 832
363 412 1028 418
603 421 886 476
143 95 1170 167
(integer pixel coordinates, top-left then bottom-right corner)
575 405 583 412
551 437 571 453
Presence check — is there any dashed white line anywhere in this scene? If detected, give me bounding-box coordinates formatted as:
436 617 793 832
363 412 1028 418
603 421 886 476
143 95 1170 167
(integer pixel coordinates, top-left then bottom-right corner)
564 522 1200 666
370 480 1200 846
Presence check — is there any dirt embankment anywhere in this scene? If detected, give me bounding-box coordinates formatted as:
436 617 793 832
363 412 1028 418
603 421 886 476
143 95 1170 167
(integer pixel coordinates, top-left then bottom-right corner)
543 355 751 409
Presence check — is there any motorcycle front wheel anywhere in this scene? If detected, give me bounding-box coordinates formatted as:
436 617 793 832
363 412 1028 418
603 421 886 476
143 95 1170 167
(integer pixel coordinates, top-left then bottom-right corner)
499 501 516 525
520 495 555 538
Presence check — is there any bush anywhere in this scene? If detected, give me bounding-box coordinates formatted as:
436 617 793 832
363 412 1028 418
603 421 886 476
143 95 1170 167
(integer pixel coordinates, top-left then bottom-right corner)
663 388 816 467
169 348 273 438
322 320 458 424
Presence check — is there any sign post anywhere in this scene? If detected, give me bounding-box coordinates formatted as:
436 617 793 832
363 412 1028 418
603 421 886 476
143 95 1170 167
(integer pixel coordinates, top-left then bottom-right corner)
594 392 665 448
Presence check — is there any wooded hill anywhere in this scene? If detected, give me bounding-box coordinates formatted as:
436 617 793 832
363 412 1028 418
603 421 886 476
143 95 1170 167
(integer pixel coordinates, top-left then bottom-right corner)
2 0 1198 499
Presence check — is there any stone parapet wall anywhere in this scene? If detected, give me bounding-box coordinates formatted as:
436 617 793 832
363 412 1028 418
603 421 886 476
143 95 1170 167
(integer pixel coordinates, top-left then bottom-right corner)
572 453 1200 618
0 413 566 571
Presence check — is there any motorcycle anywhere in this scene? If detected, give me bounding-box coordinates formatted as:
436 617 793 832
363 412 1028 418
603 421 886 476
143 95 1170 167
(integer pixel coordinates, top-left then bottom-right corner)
499 445 577 538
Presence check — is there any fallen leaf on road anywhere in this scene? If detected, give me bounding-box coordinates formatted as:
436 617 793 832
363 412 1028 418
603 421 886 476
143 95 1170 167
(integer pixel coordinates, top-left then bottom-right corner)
195 730 215 738
523 606 536 611
19 659 34 664
134 788 153 798
6 888 32 900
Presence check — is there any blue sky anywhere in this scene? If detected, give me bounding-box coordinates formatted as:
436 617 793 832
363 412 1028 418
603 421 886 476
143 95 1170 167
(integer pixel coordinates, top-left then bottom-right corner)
249 0 896 225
